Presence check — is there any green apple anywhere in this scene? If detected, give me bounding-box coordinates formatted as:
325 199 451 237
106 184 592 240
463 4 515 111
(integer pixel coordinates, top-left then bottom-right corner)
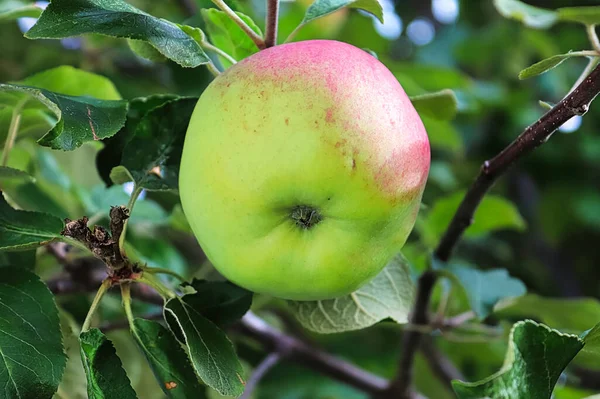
180 40 430 301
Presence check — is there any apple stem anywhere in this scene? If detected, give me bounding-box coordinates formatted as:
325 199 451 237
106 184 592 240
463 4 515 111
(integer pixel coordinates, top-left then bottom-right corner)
264 0 279 48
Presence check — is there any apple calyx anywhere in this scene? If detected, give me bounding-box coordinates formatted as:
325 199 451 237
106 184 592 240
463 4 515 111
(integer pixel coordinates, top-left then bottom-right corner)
291 205 322 229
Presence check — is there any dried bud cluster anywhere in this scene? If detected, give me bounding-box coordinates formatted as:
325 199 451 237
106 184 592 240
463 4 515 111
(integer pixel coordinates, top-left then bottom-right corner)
61 206 132 272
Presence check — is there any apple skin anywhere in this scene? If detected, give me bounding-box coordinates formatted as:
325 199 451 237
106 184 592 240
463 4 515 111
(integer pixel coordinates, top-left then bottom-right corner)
179 40 430 301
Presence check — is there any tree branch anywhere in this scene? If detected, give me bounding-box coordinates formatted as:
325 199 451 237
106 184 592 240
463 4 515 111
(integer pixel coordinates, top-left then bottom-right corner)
239 311 389 395
46 254 466 398
435 63 600 262
420 336 464 390
385 270 437 398
389 63 600 398
241 352 283 399
264 0 279 48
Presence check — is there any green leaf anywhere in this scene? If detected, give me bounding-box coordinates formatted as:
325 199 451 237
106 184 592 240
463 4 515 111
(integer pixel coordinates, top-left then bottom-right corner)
302 0 384 25
110 97 197 192
0 1 42 21
0 84 128 151
558 6 600 25
0 268 67 398
452 320 584 399
21 66 122 100
410 89 458 121
96 94 179 186
493 0 558 29
79 328 137 399
25 0 210 68
579 323 600 367
164 297 245 397
184 280 253 327
421 117 464 154
109 166 134 185
0 248 36 269
0 194 63 250
201 9 261 68
386 62 472 92
288 254 414 333
131 319 204 398
127 234 185 278
56 311 88 398
495 294 600 332
435 261 526 319
423 192 526 245
519 52 590 79
127 39 168 63
0 166 35 183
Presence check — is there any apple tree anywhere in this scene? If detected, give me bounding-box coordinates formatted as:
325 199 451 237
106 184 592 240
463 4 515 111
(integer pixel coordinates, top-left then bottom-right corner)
1 0 600 398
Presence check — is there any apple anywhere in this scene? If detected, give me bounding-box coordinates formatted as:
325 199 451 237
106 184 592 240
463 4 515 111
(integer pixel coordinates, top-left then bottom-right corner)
179 40 430 301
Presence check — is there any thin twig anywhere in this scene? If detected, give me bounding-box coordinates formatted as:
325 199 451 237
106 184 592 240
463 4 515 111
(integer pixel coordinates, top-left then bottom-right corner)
437 63 600 262
385 271 437 398
239 312 389 395
442 311 476 329
420 336 464 389
390 63 600 398
264 0 279 48
211 0 265 50
241 352 283 399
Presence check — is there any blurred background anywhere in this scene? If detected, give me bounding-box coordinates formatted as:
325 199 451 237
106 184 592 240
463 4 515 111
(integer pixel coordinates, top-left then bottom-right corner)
1 0 600 398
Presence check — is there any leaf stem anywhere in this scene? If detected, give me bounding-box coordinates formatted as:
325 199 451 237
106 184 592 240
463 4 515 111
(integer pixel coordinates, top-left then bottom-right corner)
587 25 600 54
284 24 304 44
81 279 112 332
143 266 187 282
1 98 27 167
569 50 600 57
206 60 222 77
200 41 237 65
138 272 176 300
264 0 280 48
569 56 600 95
210 0 265 49
121 283 136 328
118 184 142 257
